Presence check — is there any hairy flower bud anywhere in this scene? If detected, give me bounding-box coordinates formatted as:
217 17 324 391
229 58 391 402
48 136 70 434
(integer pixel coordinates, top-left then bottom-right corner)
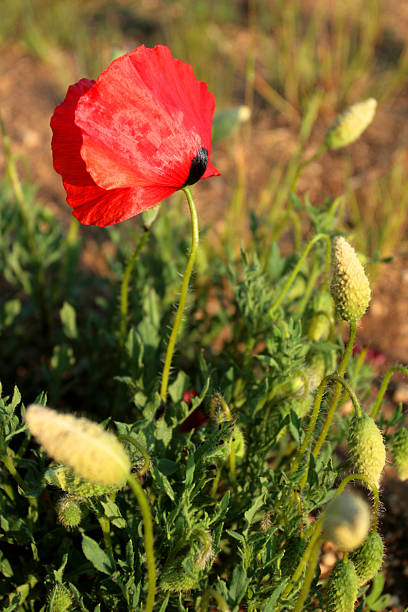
160 550 199 593
322 492 370 551
48 584 72 612
57 494 83 529
348 415 386 486
325 559 358 612
308 289 334 342
330 237 371 322
325 98 377 150
46 465 122 497
26 405 130 486
390 427 408 480
350 531 384 586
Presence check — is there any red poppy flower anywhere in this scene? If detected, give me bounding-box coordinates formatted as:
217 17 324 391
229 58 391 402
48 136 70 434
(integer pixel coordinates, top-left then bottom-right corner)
179 390 208 432
51 45 220 226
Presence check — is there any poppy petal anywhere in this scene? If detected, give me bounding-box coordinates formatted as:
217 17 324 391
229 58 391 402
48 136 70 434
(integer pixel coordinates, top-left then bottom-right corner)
75 45 216 191
201 161 221 180
63 181 177 227
51 78 96 185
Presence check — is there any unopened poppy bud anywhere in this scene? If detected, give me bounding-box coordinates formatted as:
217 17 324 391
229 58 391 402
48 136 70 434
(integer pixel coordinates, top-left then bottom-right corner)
160 552 199 593
322 492 370 551
390 427 408 480
348 415 386 486
281 536 307 576
325 98 377 150
212 105 251 142
350 531 384 586
26 405 130 486
46 465 122 497
57 494 83 529
325 559 358 612
308 289 334 341
330 237 371 321
142 204 160 230
48 584 72 612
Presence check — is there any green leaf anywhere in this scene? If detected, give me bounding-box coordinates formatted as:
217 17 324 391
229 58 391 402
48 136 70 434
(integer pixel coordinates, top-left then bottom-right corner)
263 580 290 611
229 565 250 605
150 462 175 501
81 535 115 575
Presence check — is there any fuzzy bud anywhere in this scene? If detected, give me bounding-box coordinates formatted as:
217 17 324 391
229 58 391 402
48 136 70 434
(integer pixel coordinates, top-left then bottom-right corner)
330 237 371 322
325 559 358 612
308 289 334 341
48 584 72 612
160 553 198 593
350 531 384 586
26 405 130 486
390 427 408 480
45 465 122 497
348 415 386 486
57 494 83 529
142 204 160 230
325 98 377 150
322 492 370 552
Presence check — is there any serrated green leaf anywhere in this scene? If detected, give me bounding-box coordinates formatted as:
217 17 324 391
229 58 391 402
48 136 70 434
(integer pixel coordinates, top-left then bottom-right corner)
81 535 115 575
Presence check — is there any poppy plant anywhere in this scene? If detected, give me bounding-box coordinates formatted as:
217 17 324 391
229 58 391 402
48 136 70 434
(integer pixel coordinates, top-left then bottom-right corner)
51 44 219 226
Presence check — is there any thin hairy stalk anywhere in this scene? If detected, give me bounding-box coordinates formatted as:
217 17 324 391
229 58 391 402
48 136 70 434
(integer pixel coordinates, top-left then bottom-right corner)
370 365 408 419
311 321 356 461
269 233 331 316
201 588 230 611
281 516 323 599
291 143 328 192
296 260 321 316
127 475 156 612
97 516 112 551
119 230 149 348
160 186 199 401
293 535 324 612
291 373 361 480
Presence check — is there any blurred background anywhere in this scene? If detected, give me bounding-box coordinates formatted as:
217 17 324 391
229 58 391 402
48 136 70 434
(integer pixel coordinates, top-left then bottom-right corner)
1 1 408 357
1 1 408 602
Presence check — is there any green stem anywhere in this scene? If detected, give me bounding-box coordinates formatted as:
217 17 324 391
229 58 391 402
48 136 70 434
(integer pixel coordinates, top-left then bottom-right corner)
97 516 112 551
293 535 324 612
334 473 380 531
291 143 328 192
160 186 199 401
201 588 230 612
119 435 150 476
296 260 321 317
127 475 156 612
1 453 27 492
119 230 149 348
370 365 408 419
311 321 356 461
269 234 331 316
291 373 361 478
281 516 323 599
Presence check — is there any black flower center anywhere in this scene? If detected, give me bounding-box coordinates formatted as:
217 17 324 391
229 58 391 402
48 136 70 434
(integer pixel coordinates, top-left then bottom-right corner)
184 147 208 186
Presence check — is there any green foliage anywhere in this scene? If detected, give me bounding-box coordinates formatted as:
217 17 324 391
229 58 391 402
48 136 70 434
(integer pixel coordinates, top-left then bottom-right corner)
1 169 398 610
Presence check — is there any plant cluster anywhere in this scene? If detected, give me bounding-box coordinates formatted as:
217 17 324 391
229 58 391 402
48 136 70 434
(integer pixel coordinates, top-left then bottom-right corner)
1 46 408 612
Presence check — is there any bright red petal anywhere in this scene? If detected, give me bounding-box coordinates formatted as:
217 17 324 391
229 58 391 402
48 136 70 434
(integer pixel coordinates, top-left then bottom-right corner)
201 162 221 180
51 78 96 185
75 45 217 191
64 181 177 226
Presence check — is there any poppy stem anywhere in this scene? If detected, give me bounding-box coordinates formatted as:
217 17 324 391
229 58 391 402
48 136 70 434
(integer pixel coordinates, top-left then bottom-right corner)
160 186 199 402
127 474 156 612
